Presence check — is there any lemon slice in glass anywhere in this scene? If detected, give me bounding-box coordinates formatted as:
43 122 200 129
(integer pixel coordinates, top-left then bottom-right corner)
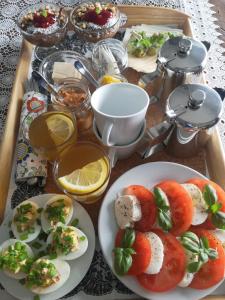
58 158 108 194
46 113 74 145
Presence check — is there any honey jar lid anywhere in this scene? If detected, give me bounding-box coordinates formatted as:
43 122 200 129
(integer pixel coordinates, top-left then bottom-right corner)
159 36 207 74
166 84 222 129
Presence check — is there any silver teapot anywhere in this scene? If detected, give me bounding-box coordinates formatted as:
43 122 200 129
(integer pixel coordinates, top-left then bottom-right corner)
139 36 208 103
140 84 223 158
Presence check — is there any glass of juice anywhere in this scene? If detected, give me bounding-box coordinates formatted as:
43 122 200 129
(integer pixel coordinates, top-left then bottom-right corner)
53 142 111 204
22 104 77 161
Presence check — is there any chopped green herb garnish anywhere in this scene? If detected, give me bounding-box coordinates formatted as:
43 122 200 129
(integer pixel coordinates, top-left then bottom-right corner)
79 236 86 241
20 233 28 241
49 253 57 260
71 218 79 227
45 200 68 225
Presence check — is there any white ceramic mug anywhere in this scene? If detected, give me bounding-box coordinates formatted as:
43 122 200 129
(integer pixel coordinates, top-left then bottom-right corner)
91 83 150 146
93 119 146 168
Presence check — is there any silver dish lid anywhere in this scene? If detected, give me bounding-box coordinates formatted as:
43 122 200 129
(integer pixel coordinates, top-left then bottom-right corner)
166 84 222 130
159 36 207 73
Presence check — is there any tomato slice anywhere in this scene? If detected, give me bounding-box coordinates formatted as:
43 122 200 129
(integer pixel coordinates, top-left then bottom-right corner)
115 229 151 275
137 229 186 292
187 178 225 229
189 228 225 289
156 180 193 236
124 185 157 232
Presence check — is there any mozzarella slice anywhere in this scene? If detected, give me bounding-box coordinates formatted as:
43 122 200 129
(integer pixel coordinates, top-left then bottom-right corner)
114 195 142 229
144 232 164 274
211 229 225 250
178 248 198 287
182 184 208 225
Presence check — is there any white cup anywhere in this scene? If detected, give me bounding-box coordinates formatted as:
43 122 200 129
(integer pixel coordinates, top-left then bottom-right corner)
91 83 150 146
93 119 146 168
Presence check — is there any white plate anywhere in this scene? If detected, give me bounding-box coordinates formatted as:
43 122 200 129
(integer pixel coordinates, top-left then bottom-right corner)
0 194 95 300
98 161 224 300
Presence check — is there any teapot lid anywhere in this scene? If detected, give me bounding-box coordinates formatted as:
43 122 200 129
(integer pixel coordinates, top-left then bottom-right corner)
166 84 222 129
159 36 207 73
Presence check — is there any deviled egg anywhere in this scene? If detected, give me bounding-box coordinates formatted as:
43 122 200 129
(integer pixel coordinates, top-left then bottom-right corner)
47 224 88 260
26 257 70 294
41 195 73 233
11 200 41 243
0 239 34 279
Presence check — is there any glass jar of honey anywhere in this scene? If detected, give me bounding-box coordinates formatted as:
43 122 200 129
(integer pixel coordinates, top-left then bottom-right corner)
51 78 93 132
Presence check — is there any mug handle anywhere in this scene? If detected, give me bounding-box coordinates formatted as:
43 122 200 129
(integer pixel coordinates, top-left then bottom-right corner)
102 122 114 146
108 148 118 168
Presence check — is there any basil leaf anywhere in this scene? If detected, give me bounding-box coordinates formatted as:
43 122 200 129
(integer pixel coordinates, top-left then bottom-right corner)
158 209 172 231
200 237 209 250
154 187 166 207
210 203 222 214
114 248 132 276
211 211 225 229
113 248 123 256
122 228 135 248
199 251 208 263
181 232 200 246
207 248 218 260
203 184 217 207
123 248 136 255
187 261 202 273
181 239 200 253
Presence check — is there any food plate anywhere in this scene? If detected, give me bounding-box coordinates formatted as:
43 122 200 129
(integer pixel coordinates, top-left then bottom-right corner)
0 194 95 300
98 161 224 300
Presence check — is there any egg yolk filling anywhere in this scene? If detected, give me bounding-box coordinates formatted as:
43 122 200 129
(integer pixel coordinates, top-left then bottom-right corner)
45 199 71 226
26 259 60 288
0 242 33 274
13 203 38 233
49 226 79 256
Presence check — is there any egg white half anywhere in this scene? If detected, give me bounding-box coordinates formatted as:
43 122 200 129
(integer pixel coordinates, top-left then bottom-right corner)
30 258 70 295
47 225 88 260
41 195 73 233
11 200 41 243
0 239 34 279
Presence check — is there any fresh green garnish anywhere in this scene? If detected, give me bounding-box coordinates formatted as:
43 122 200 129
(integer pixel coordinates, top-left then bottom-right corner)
31 242 42 250
154 187 172 231
20 233 28 241
203 184 225 229
49 252 57 260
40 9 48 18
79 236 86 241
45 200 67 224
180 231 218 273
128 31 176 58
113 228 136 276
26 259 58 288
95 7 101 14
71 218 79 227
0 242 33 274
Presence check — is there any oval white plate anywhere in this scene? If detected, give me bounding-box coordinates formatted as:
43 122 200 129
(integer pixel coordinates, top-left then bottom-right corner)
0 194 95 300
98 161 224 300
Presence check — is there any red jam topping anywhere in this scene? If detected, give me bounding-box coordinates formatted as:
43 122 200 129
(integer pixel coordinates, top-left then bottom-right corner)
83 8 112 26
33 11 56 28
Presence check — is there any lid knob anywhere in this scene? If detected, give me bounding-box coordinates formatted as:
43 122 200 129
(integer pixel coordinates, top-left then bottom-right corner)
189 89 206 109
178 38 192 55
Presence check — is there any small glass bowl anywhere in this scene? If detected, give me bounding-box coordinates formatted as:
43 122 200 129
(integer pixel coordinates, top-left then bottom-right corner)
51 78 93 132
92 38 128 77
70 1 125 43
17 3 68 47
39 50 91 85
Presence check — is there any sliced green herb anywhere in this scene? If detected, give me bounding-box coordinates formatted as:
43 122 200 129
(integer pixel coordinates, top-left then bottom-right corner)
20 233 28 241
71 218 79 227
49 252 57 260
79 236 86 241
121 228 135 248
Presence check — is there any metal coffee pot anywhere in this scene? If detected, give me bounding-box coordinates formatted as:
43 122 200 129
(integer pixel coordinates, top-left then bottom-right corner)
140 84 223 158
139 36 208 103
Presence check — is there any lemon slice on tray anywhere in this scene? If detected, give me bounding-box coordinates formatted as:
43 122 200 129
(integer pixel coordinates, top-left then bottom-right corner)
58 158 108 194
46 113 74 145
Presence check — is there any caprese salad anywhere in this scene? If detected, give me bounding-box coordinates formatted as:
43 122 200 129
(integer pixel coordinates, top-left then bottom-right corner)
113 178 225 292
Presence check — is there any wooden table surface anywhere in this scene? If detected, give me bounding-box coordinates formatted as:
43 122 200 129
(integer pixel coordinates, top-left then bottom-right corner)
210 0 225 47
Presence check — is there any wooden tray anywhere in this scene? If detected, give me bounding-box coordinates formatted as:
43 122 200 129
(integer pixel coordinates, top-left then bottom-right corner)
0 6 225 300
